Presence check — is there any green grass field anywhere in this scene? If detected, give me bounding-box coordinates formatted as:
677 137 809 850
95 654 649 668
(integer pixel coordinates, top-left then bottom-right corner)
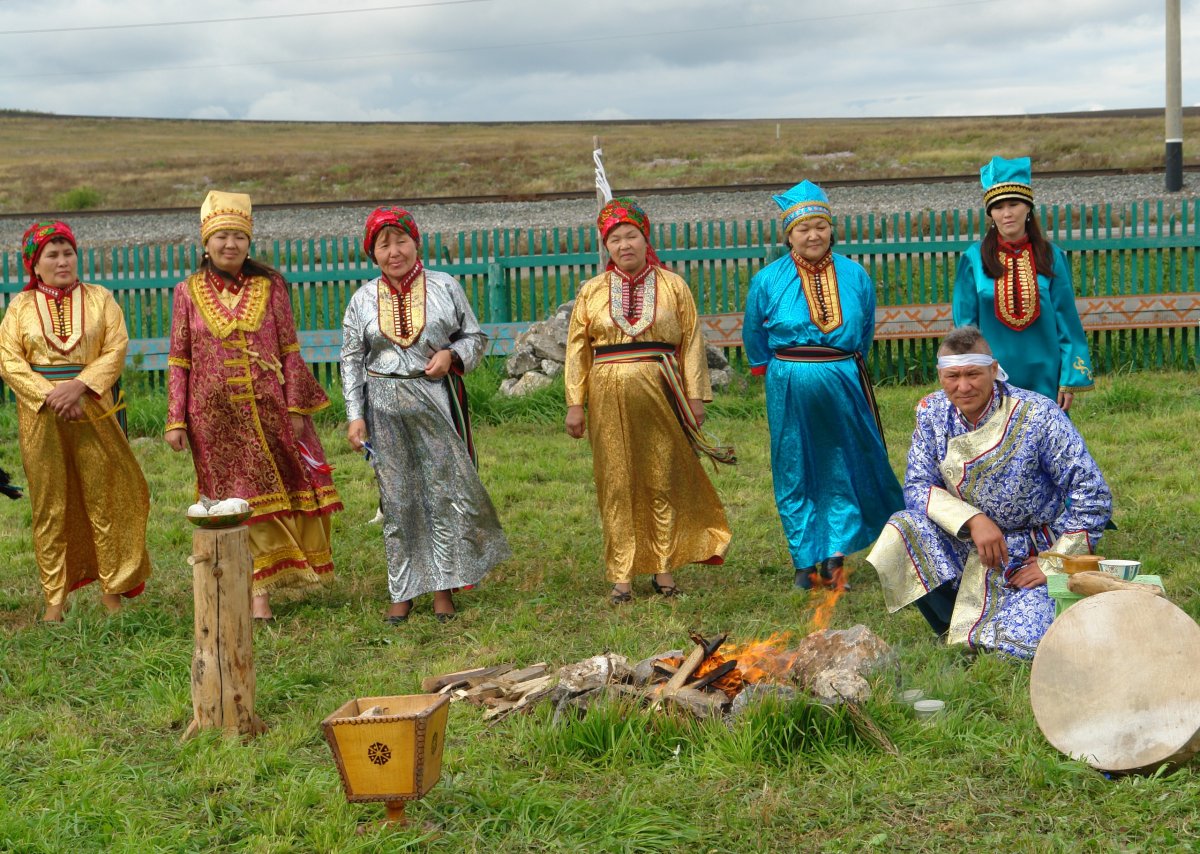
2 111 1198 213
1 369 1199 852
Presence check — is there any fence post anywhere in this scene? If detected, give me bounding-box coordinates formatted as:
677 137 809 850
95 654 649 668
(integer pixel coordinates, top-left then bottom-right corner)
487 261 510 323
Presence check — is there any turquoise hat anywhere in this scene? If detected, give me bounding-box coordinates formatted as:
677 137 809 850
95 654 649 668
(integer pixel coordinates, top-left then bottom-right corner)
981 156 1033 211
772 180 832 232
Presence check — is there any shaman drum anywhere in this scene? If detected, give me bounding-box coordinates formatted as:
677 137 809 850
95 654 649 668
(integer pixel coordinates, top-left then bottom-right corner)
1030 590 1200 774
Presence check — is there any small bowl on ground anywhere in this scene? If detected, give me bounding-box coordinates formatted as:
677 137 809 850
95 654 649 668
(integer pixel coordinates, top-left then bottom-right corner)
898 689 924 706
913 699 945 722
1098 559 1142 581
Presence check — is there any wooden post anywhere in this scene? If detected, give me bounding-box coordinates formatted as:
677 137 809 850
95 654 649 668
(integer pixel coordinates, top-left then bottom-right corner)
183 526 267 740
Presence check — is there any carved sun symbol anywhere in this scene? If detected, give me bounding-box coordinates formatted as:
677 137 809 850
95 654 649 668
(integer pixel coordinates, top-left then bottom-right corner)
367 742 391 766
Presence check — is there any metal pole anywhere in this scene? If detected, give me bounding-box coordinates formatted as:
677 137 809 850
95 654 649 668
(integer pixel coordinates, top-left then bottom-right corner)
1165 0 1183 192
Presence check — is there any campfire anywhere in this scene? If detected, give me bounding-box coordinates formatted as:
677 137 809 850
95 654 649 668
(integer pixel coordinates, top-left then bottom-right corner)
421 623 899 752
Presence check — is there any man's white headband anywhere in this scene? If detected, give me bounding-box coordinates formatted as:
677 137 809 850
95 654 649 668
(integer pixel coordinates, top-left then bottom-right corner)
937 353 1009 381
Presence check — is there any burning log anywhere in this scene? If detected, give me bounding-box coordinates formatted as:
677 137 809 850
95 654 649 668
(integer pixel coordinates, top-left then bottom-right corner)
689 659 739 693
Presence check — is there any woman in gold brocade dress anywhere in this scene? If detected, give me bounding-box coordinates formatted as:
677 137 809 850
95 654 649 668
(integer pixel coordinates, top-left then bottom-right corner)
564 198 732 604
0 220 151 622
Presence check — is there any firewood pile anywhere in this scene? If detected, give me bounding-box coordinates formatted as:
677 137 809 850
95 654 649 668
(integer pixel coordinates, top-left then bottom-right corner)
421 624 899 746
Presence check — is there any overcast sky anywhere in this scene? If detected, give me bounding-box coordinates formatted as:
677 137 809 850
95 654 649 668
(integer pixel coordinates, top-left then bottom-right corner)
0 1 1196 122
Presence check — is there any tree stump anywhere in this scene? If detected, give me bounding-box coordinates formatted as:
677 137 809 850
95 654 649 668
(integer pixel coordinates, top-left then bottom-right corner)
182 525 267 740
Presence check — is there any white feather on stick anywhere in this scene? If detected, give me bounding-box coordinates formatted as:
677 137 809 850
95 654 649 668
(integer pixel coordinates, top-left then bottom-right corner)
594 148 613 204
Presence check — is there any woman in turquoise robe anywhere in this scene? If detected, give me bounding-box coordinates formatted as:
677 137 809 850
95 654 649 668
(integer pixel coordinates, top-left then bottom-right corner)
952 156 1094 408
744 180 904 590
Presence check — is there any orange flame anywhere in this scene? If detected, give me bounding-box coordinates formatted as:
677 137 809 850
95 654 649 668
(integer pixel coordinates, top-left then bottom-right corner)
807 561 852 632
658 632 808 698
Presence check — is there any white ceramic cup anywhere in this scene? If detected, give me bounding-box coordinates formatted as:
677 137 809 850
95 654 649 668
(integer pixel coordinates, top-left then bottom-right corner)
1098 559 1141 581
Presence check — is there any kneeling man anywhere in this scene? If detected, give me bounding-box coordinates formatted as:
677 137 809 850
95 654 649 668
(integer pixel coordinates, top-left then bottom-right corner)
866 325 1112 659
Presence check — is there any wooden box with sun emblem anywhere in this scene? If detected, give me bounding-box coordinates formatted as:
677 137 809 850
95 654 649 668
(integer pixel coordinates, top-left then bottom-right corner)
321 694 450 805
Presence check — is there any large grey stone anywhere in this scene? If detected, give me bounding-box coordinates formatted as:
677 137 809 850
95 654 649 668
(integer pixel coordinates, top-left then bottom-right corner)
524 331 566 363
704 342 730 370
709 368 731 391
540 359 563 378
506 371 553 397
728 683 800 720
506 345 540 378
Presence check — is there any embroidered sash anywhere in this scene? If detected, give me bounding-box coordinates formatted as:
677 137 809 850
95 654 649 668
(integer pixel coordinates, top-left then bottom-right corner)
607 268 657 338
188 271 270 339
593 341 736 465
377 268 426 349
994 242 1040 331
791 251 843 334
775 345 886 449
34 289 84 354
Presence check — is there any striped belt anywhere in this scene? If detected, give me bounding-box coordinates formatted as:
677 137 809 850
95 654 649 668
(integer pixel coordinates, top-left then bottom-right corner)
774 346 887 450
591 341 735 465
31 364 128 436
593 341 676 362
31 363 85 381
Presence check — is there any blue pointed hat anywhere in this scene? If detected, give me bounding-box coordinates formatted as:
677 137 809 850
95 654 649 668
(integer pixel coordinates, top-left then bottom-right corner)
773 180 832 232
980 156 1033 211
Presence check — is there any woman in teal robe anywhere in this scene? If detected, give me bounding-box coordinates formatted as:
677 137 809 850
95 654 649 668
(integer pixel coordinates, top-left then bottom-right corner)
744 180 903 590
952 156 1094 408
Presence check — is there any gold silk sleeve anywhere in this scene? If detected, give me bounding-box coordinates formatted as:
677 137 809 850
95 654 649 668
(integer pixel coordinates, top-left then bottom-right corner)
76 287 129 397
1037 531 1095 576
0 296 54 407
666 271 712 402
563 284 594 408
926 486 981 538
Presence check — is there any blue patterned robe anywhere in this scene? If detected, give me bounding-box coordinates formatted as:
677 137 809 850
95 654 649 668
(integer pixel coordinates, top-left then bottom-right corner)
953 243 1094 401
866 383 1112 659
744 252 904 570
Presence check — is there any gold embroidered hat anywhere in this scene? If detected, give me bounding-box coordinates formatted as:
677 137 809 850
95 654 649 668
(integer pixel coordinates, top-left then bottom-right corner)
980 156 1033 212
200 191 253 243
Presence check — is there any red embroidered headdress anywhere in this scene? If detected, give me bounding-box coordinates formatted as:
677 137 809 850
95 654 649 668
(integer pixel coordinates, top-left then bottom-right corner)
597 197 662 271
21 220 77 291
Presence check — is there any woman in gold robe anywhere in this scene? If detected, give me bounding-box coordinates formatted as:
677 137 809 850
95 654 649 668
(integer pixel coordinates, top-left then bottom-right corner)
564 198 732 604
0 220 151 622
165 192 341 621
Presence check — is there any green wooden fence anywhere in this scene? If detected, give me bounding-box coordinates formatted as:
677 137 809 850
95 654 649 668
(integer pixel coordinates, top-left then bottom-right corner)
2 199 1197 389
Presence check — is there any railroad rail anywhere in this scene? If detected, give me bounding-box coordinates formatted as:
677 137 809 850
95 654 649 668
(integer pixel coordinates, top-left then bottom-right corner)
2 164 1197 223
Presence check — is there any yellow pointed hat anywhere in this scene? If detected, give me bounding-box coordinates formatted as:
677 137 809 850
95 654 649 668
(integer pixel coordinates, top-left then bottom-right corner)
200 191 253 243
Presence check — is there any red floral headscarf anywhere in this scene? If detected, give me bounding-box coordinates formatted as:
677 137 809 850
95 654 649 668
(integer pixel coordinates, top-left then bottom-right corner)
21 220 77 291
363 206 420 261
597 197 662 271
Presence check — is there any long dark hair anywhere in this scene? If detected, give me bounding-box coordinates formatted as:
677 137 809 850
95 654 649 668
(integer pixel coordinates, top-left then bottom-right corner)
980 205 1054 278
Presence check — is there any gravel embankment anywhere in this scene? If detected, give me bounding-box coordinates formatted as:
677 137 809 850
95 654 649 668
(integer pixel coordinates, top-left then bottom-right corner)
1 174 1195 250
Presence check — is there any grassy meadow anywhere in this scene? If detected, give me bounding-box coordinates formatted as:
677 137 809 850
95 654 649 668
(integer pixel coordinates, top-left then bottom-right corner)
2 110 1199 213
1 367 1199 852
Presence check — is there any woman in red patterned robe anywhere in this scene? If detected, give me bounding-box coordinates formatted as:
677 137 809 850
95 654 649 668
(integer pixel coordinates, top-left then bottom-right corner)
165 192 341 621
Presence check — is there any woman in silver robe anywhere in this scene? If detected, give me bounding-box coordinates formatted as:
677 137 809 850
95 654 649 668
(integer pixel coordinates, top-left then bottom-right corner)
342 206 510 624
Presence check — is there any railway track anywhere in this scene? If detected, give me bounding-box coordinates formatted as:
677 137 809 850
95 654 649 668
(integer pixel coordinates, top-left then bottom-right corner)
3 164 1197 222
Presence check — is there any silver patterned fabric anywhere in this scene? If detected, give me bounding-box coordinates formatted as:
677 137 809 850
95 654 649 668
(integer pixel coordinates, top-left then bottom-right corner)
341 272 510 602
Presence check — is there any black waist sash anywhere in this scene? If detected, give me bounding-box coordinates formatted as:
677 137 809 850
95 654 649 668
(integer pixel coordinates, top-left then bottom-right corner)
775 345 886 450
